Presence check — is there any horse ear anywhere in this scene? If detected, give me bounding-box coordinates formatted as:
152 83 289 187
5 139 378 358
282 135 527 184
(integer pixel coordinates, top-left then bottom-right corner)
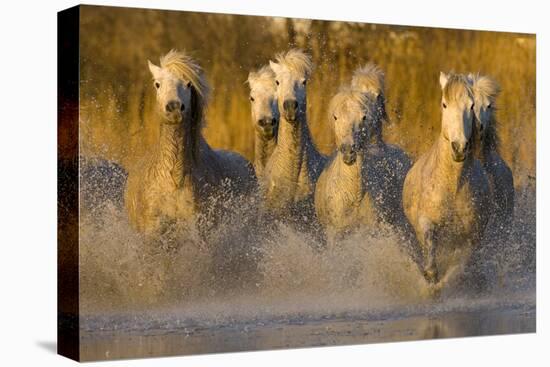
269 60 280 74
148 60 162 79
439 71 449 89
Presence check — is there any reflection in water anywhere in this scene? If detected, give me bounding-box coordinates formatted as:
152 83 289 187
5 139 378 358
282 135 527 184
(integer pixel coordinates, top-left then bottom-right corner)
80 306 535 361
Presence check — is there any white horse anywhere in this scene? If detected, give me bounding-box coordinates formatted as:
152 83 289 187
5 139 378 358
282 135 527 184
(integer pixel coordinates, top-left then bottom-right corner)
125 50 256 234
247 66 279 179
468 73 514 233
314 88 380 240
263 49 327 219
402 72 490 288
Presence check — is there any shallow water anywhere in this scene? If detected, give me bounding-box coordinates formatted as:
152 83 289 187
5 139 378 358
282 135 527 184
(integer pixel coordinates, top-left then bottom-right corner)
80 302 535 361
77 162 536 360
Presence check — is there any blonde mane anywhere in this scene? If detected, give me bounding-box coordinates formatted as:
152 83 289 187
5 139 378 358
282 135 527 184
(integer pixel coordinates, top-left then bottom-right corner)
351 63 385 97
160 49 210 100
468 73 501 103
274 48 313 78
351 63 389 125
328 87 374 120
442 73 473 103
468 73 502 151
247 65 276 93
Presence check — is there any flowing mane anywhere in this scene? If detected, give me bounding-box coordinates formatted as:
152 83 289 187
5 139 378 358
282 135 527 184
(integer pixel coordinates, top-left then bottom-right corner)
328 87 375 121
469 73 501 150
469 73 501 102
442 73 473 103
160 49 209 98
274 48 313 78
351 63 385 97
247 65 276 93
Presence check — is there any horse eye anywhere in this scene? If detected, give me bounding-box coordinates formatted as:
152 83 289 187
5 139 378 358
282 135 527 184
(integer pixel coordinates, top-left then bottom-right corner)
333 115 337 121
471 104 474 110
362 115 367 121
275 80 279 86
487 104 492 109
442 103 447 109
303 80 307 86
250 96 255 102
154 81 160 89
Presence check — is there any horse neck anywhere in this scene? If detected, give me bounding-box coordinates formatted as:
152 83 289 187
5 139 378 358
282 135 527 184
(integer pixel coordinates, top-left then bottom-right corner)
277 113 308 157
371 118 384 145
363 133 385 152
254 132 276 175
479 121 499 162
336 153 364 199
157 120 200 185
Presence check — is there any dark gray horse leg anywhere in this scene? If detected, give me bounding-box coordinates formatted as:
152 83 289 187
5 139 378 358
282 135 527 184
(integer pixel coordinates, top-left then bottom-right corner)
420 218 438 284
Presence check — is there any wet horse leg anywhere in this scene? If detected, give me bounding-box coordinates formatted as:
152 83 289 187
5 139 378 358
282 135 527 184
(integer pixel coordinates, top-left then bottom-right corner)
419 217 438 284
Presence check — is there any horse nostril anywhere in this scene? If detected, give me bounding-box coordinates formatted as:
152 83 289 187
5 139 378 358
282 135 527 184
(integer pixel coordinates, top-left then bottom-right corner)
180 103 185 112
165 101 181 113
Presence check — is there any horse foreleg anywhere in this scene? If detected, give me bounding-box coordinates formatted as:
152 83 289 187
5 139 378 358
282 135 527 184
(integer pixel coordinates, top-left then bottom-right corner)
419 217 438 284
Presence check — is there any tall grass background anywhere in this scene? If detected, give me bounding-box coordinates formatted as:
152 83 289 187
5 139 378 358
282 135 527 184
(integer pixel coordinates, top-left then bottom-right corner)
79 5 536 187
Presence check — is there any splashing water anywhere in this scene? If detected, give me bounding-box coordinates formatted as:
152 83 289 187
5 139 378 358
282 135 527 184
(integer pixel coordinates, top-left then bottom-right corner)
77 159 535 352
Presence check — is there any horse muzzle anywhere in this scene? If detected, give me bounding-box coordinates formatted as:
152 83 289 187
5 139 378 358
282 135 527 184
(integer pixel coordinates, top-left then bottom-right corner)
451 141 470 162
163 111 183 124
341 144 358 165
284 113 298 123
283 99 299 123
257 117 277 139
163 100 185 123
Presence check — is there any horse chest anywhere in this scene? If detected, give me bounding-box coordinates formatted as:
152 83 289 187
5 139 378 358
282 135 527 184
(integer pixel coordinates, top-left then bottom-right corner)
325 181 359 221
319 160 375 230
435 186 478 234
149 179 196 220
265 150 312 204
